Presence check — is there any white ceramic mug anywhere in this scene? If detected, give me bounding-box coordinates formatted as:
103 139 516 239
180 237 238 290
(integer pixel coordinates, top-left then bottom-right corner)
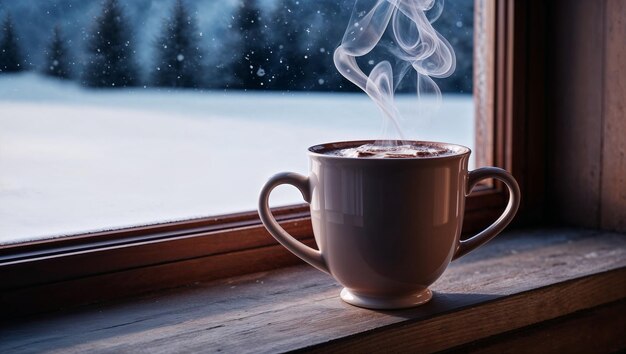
259 140 520 309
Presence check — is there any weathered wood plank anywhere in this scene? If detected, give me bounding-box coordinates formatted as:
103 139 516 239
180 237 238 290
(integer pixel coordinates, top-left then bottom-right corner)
518 0 547 226
474 0 495 169
0 218 313 289
548 0 605 227
0 239 317 318
0 229 624 353
311 269 626 353
601 0 626 232
453 299 626 354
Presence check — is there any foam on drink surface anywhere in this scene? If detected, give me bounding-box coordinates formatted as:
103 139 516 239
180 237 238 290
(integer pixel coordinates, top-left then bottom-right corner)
330 143 454 158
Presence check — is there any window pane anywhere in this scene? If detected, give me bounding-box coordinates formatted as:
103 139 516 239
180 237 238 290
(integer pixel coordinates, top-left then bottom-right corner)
0 0 479 244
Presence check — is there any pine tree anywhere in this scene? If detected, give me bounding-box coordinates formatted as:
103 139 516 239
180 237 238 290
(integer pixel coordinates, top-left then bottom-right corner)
153 0 204 88
44 26 71 79
270 0 353 91
270 0 305 90
299 1 352 91
83 0 138 88
229 0 272 90
0 14 23 73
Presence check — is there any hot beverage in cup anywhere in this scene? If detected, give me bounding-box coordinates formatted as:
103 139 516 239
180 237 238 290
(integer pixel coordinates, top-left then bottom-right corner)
324 142 458 158
258 0 517 311
259 140 520 310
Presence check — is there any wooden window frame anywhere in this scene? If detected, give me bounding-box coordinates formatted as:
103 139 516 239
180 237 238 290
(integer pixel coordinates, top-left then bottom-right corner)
0 0 544 318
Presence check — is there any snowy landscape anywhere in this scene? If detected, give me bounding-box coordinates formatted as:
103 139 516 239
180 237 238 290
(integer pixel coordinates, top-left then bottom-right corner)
0 0 474 92
0 0 475 243
0 73 473 243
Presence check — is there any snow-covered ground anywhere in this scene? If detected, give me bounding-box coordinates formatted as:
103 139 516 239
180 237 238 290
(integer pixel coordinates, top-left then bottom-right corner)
0 73 474 244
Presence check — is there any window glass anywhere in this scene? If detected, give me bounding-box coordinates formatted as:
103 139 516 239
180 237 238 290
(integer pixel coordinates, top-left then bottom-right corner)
0 0 476 244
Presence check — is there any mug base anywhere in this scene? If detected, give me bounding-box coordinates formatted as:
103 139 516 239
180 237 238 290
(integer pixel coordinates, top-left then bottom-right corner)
340 288 432 310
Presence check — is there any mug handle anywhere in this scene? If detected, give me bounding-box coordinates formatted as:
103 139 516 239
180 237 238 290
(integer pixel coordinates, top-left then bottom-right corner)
453 167 521 260
258 172 330 274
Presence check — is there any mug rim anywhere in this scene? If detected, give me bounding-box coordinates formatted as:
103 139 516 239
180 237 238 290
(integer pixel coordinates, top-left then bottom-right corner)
308 140 471 161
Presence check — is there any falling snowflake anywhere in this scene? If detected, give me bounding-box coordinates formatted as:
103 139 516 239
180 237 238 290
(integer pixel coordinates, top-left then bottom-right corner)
256 67 266 77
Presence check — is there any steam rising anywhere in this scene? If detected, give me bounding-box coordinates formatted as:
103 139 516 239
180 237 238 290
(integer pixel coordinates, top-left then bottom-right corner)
334 0 456 143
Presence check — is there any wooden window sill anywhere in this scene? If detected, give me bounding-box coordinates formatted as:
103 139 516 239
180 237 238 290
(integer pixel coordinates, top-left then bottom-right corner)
1 228 625 353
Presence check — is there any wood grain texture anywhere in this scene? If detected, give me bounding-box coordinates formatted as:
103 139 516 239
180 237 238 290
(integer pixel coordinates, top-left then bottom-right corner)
474 0 495 169
548 0 605 227
1 229 624 353
453 299 626 354
0 218 313 290
312 270 626 354
601 0 626 232
0 239 317 318
548 0 626 230
516 0 547 225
